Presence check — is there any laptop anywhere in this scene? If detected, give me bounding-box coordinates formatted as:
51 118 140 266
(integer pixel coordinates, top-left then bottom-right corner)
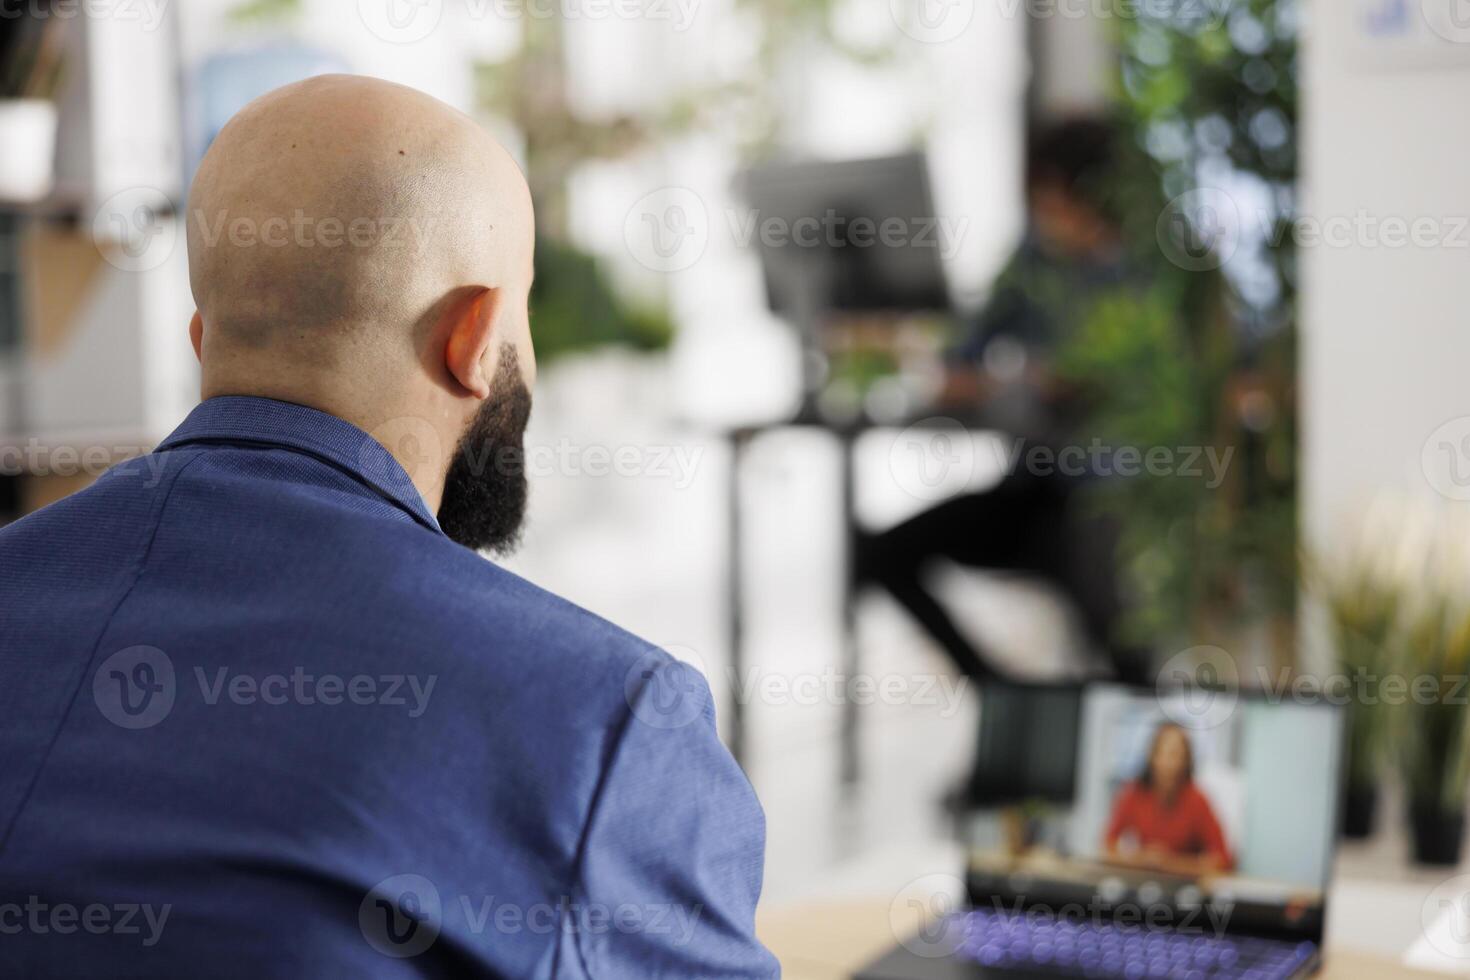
859 681 1344 980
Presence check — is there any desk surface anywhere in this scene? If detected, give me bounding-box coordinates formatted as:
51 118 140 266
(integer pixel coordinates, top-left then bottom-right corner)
756 901 1445 980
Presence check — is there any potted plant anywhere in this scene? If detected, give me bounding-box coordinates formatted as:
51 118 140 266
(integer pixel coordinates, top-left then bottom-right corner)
1314 557 1401 838
0 14 64 203
1396 599 1470 865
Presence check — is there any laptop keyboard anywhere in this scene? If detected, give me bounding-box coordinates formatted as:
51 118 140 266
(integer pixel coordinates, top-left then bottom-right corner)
952 906 1317 979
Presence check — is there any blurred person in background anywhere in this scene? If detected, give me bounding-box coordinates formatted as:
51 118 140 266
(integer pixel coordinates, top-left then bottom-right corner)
859 117 1148 690
0 75 776 978
1104 722 1233 877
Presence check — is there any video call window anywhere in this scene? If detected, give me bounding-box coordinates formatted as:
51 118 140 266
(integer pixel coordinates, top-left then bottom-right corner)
1070 687 1341 896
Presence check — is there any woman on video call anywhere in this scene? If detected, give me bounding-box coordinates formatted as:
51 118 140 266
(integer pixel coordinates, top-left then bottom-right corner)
1103 722 1234 877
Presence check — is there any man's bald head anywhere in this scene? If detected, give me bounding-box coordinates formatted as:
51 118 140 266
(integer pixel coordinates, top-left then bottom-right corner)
185 75 538 544
188 74 533 368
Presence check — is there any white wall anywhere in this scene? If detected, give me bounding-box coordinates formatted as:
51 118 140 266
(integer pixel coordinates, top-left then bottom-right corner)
1301 3 1470 554
1032 7 1112 116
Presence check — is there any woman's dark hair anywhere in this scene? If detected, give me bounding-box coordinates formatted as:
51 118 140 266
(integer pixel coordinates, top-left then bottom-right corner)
1137 721 1194 789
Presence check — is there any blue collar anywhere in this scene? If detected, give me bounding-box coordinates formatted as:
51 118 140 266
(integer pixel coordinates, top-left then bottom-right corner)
156 395 444 535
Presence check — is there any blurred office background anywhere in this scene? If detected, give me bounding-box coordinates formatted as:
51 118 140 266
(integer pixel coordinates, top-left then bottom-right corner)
8 0 1470 971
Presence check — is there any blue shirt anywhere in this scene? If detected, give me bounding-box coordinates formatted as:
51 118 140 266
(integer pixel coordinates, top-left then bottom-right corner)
0 395 778 978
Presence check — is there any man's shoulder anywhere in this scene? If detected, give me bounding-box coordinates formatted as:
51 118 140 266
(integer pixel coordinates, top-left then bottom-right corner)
441 536 653 644
1 448 681 702
366 522 674 685
356 528 716 744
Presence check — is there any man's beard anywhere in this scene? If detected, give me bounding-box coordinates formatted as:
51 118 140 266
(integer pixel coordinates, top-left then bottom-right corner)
437 348 531 555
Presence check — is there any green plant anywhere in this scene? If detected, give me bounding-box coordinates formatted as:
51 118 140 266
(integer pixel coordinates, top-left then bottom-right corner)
1312 558 1401 794
226 0 302 25
1396 601 1470 816
0 12 66 100
529 237 671 363
1051 0 1300 656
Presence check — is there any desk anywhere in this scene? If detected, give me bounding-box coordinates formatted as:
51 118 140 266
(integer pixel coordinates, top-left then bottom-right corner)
723 420 862 776
723 412 989 775
756 901 1445 980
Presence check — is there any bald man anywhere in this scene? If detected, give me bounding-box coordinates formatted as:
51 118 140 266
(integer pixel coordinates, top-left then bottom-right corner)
0 76 777 978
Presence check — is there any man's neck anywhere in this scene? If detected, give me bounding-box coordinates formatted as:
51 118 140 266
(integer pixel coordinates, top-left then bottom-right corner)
199 378 450 514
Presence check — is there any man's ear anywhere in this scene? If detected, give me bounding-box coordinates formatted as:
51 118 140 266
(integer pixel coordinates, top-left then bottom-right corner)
189 311 204 363
444 286 503 400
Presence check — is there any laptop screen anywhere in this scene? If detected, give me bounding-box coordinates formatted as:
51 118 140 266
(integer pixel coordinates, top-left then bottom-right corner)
967 682 1344 944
